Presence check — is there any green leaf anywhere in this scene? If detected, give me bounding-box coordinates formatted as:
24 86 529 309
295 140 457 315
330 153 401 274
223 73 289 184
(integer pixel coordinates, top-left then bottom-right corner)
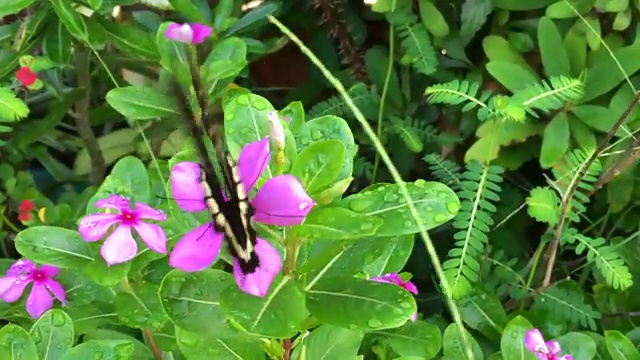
0 87 29 121
0 0 35 17
568 115 596 151
537 17 570 77
106 86 179 120
306 277 416 330
202 37 247 91
442 323 483 359
486 61 539 92
0 324 38 360
362 235 414 276
224 2 279 36
582 43 640 102
296 115 356 182
291 207 382 241
223 92 276 158
83 260 130 287
500 316 537 360
459 0 492 45
418 0 450 38
492 0 556 10
290 139 345 195
82 329 154 360
482 35 537 76
546 0 593 18
556 332 596 359
605 330 640 359
364 47 403 112
571 105 626 135
115 283 167 330
540 112 570 168
98 20 159 61
169 0 209 24
213 0 234 31
526 187 560 225
220 276 307 338
60 340 134 360
175 328 265 360
279 101 305 133
48 0 89 44
338 180 459 236
85 156 151 214
15 227 94 268
73 129 140 177
458 290 509 341
159 269 238 338
30 309 74 360
382 321 442 358
156 22 190 83
88 0 102 10
43 20 72 65
293 325 363 360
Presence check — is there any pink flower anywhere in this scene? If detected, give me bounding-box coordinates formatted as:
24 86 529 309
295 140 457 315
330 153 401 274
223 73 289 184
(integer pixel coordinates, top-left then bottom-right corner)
371 272 419 321
165 22 212 44
169 137 315 297
524 329 573 360
0 259 66 318
78 195 167 265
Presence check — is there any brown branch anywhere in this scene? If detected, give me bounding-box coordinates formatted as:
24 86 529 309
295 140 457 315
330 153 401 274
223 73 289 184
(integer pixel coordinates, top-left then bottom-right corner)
590 135 640 194
142 328 163 360
541 90 640 287
74 46 105 185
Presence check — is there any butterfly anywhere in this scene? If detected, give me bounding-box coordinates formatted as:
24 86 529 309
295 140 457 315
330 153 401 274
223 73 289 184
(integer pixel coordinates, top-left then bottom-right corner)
170 64 260 275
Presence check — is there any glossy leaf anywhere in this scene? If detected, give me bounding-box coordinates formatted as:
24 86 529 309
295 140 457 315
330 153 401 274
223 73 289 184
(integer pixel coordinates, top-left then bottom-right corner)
458 290 509 341
382 321 442 358
59 340 134 360
0 324 38 360
306 277 416 330
15 226 94 268
500 316 537 360
176 327 265 360
43 20 72 65
605 330 640 359
0 0 35 17
442 323 483 359
290 139 345 195
115 283 168 330
556 332 596 359
85 156 151 213
106 86 179 121
292 325 362 360
29 310 74 360
540 112 570 168
338 180 459 236
291 207 382 241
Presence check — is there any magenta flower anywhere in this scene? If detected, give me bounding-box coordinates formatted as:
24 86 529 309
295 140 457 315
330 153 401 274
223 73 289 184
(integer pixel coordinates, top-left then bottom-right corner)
371 272 419 321
169 137 315 297
0 259 65 318
524 329 573 360
165 22 212 44
78 195 167 265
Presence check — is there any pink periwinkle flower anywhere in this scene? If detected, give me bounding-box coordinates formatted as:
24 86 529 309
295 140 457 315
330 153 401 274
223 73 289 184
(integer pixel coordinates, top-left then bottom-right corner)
524 329 573 360
371 272 419 321
169 137 315 297
0 259 66 319
78 195 167 265
165 22 212 44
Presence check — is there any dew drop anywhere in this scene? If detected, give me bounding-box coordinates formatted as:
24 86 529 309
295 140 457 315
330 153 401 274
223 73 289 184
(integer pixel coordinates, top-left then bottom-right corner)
434 214 448 223
367 318 382 328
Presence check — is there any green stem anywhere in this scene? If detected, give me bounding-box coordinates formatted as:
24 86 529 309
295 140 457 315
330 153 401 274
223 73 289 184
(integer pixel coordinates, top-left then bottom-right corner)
520 241 545 311
267 15 474 359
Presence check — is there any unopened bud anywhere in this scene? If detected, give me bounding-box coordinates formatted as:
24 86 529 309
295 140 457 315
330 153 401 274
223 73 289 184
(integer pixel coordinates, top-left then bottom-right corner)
268 111 285 150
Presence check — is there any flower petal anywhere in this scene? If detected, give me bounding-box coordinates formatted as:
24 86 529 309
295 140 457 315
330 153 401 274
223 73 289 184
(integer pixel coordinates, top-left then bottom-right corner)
40 265 59 278
135 202 167 221
410 312 418 322
238 138 271 193
133 222 167 254
6 259 36 276
78 213 120 241
100 225 138 265
372 273 402 285
545 341 561 355
95 194 130 211
232 238 282 297
26 283 53 318
0 276 32 302
44 279 66 304
252 175 315 226
165 23 193 43
169 224 223 272
560 355 573 360
190 23 213 44
402 280 418 295
524 328 547 354
171 162 207 212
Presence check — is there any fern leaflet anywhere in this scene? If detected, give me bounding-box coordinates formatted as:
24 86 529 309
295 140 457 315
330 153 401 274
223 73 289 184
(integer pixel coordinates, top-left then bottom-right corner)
531 281 601 330
512 76 584 117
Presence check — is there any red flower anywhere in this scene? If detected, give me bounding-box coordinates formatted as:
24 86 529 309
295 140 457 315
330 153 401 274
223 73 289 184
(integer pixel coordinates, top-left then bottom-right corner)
19 200 35 212
16 67 37 86
18 200 35 221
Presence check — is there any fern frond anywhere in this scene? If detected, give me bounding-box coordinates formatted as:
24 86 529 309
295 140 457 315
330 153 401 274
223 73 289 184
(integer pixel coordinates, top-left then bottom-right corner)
423 153 463 190
308 82 379 119
353 156 374 180
551 149 602 221
564 233 633 291
531 281 601 330
387 11 437 76
512 76 584 117
482 250 525 299
425 80 489 110
0 87 29 122
443 161 504 299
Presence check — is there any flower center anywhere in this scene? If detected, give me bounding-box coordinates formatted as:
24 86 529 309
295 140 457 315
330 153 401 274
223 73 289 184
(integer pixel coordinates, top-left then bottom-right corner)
31 270 45 282
120 210 137 225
